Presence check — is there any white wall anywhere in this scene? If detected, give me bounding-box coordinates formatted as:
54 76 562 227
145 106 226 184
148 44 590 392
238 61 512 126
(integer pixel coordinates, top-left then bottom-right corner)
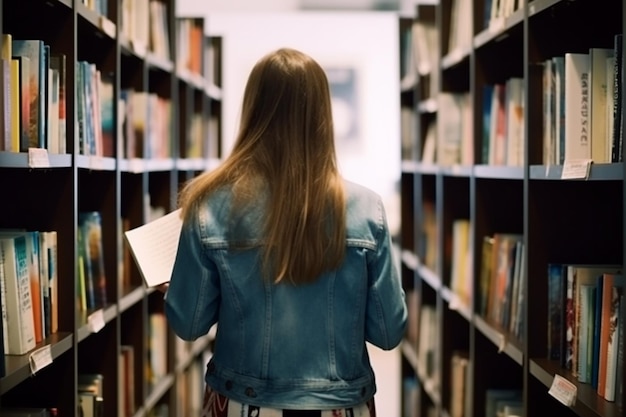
175 8 401 234
175 5 403 416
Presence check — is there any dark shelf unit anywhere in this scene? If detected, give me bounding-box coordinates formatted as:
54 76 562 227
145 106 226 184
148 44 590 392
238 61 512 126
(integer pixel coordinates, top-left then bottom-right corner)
0 1 222 416
400 1 625 417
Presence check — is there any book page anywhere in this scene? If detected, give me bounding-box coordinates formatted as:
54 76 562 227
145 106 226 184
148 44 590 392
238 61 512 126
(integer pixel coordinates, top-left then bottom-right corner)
124 209 183 287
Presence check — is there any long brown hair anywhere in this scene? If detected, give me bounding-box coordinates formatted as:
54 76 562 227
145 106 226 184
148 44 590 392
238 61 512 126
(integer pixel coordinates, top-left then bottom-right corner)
178 48 346 284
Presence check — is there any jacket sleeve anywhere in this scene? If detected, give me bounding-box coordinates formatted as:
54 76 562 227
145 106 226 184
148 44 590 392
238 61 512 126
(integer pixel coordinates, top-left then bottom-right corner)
164 210 220 341
365 199 408 350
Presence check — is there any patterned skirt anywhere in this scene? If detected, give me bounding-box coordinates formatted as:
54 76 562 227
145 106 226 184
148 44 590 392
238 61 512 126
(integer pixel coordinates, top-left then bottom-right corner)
201 385 377 417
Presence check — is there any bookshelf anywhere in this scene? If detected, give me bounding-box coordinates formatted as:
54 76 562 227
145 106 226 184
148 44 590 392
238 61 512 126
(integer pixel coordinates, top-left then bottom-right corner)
400 1 625 417
0 0 222 416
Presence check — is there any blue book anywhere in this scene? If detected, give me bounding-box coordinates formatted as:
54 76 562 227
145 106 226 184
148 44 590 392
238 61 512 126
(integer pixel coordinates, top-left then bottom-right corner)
547 263 565 361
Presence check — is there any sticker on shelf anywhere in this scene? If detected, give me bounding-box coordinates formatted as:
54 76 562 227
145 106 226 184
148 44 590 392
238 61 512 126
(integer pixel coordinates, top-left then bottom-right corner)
496 332 506 353
548 374 577 407
561 159 592 180
29 345 53 375
88 309 105 333
488 17 505 33
99 16 116 38
89 155 105 170
28 148 50 168
448 292 461 311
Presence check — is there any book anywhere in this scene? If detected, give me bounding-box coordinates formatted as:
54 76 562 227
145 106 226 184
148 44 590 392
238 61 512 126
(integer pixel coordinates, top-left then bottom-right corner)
79 212 107 310
450 219 470 306
563 52 591 162
12 39 46 149
598 272 624 399
552 55 566 164
591 273 604 389
588 47 613 163
547 263 565 361
567 264 620 380
488 83 506 166
614 293 625 408
601 273 624 401
23 231 43 344
12 56 30 152
610 34 623 162
0 234 36 355
124 208 183 287
0 35 11 152
505 77 524 167
478 235 494 317
49 54 66 154
542 59 555 165
78 373 104 417
577 284 594 383
9 57 19 152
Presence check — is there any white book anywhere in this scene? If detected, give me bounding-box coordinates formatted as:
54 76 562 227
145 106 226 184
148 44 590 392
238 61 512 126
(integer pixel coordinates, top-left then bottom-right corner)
436 92 464 166
124 208 183 287
564 52 591 162
606 55 616 162
589 48 613 163
542 59 554 165
553 56 566 164
0 234 36 355
505 77 524 167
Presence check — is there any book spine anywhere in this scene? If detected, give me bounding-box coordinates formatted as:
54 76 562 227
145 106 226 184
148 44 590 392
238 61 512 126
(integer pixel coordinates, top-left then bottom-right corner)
564 53 591 162
1 236 36 355
611 34 623 162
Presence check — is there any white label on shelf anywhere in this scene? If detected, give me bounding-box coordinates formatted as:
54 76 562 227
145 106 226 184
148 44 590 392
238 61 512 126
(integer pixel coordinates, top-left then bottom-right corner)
131 40 147 57
548 374 577 406
28 148 50 168
447 48 463 64
89 156 105 170
99 16 116 38
496 332 507 353
29 345 53 374
561 159 592 179
88 309 105 333
128 158 144 173
448 292 461 311
488 17 505 33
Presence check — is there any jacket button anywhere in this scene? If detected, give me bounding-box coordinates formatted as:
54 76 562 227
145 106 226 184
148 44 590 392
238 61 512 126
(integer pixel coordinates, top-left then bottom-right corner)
245 387 257 398
225 380 233 390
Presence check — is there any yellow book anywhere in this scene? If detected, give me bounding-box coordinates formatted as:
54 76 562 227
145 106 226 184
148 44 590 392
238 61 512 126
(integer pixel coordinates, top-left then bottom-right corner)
1 33 11 60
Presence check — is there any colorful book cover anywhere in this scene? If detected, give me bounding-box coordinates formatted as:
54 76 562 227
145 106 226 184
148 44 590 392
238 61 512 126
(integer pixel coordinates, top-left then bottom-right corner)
79 212 107 309
12 39 46 150
49 53 66 154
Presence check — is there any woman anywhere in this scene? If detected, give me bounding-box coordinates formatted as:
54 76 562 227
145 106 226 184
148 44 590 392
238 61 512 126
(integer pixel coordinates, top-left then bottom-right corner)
164 47 407 417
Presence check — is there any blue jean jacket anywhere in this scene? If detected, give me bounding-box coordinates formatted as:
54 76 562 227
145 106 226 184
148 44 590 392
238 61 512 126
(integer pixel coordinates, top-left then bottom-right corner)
164 180 408 410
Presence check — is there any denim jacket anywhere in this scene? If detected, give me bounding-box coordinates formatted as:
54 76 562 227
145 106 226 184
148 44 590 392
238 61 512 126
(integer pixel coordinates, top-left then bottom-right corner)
164 179 408 410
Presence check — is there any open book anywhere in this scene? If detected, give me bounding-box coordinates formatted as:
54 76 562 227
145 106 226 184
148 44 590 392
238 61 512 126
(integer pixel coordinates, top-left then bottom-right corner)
124 209 183 287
